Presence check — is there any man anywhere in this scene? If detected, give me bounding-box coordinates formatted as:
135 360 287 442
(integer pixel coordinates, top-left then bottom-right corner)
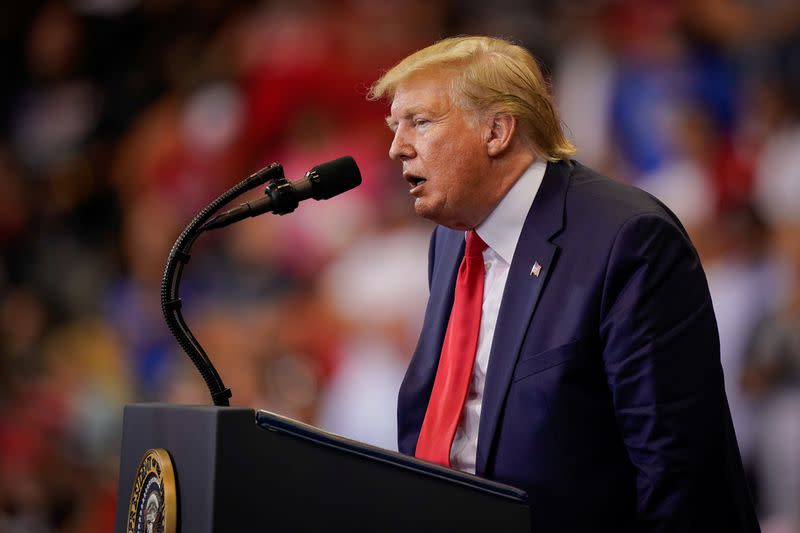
369 36 759 532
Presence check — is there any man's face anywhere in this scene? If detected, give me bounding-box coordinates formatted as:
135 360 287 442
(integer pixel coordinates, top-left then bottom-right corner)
387 72 494 229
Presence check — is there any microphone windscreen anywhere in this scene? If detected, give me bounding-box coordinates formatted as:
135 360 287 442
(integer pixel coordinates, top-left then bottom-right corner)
308 156 362 200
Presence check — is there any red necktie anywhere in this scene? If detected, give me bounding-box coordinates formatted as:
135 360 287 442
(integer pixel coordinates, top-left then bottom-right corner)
416 230 487 467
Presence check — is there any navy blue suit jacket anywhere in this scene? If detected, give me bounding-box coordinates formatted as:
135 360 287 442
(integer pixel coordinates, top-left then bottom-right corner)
398 160 759 532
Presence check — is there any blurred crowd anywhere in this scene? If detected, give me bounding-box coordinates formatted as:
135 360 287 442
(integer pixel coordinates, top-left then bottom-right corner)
0 0 798 531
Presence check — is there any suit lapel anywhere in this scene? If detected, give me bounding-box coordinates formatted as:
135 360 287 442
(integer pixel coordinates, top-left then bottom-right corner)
475 161 571 475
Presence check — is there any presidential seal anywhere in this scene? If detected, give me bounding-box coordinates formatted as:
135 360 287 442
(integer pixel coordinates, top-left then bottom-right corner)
127 448 177 533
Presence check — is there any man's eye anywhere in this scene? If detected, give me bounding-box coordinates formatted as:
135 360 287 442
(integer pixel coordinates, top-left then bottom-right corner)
414 119 430 127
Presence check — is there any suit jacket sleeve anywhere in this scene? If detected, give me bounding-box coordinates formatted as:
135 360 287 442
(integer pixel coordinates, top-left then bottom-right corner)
599 212 733 531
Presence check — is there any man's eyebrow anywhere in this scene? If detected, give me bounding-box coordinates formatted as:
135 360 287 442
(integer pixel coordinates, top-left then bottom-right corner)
402 106 429 117
385 116 398 130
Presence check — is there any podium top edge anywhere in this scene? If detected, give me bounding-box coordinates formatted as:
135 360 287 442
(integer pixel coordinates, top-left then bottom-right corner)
120 404 528 504
123 403 255 413
255 409 529 503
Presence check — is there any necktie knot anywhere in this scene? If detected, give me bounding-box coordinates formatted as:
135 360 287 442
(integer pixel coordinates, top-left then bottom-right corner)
465 230 488 258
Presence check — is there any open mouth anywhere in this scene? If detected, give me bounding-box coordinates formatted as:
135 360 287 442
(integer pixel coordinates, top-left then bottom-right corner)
405 174 427 189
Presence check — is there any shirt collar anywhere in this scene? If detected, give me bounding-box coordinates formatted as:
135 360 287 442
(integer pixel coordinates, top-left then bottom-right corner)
474 159 547 264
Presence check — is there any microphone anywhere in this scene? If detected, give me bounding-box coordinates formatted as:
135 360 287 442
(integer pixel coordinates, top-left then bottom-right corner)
202 156 362 231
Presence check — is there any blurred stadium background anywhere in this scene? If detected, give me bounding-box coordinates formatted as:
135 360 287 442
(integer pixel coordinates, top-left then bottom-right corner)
1 0 799 531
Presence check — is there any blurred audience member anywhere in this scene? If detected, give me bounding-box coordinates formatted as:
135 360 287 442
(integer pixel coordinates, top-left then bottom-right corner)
743 221 800 532
317 215 431 449
705 205 778 463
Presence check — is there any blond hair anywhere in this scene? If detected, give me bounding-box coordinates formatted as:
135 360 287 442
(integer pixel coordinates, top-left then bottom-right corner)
369 36 576 162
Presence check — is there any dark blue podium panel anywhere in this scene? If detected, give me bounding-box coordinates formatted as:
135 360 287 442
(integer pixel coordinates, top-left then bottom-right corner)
115 404 531 532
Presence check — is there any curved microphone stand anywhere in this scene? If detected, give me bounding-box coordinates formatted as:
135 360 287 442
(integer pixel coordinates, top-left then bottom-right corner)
160 163 284 406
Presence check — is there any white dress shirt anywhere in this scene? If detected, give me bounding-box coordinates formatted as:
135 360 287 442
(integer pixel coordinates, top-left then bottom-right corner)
449 159 547 474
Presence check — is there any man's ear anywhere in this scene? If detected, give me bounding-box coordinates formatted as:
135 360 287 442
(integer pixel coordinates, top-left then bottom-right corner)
486 113 516 157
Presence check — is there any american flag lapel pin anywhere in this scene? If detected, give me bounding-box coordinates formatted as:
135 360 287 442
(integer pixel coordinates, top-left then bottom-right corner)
530 261 542 277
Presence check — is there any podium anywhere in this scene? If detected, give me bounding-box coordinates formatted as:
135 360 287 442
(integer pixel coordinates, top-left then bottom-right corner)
114 404 531 532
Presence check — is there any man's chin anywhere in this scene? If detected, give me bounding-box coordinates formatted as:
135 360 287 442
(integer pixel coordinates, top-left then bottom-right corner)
413 198 442 224
413 200 472 230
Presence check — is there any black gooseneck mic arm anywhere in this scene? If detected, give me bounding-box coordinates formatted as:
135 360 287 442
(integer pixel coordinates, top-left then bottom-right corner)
161 156 362 406
160 163 284 406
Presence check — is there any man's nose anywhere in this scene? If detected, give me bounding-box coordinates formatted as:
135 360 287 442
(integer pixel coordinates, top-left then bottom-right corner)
389 129 414 161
